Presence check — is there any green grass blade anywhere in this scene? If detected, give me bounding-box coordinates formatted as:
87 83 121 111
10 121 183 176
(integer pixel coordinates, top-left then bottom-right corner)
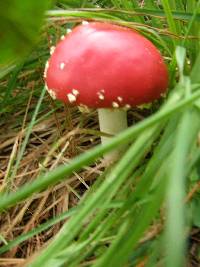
1 63 24 108
160 0 179 46
47 8 200 22
165 109 197 267
0 208 76 254
0 89 200 211
191 51 200 83
28 126 157 267
7 86 46 186
0 62 16 79
93 172 166 267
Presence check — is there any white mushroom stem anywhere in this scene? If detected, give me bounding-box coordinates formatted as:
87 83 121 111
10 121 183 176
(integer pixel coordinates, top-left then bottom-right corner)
98 108 128 163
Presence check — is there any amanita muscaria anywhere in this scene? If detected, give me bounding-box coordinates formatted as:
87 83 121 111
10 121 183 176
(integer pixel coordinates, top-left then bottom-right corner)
44 22 168 162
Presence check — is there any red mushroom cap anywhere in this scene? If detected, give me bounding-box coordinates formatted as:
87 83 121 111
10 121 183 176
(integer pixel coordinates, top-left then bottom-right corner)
45 22 168 108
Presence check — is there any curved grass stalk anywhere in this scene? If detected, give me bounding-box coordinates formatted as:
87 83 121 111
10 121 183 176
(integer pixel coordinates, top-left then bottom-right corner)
0 89 200 212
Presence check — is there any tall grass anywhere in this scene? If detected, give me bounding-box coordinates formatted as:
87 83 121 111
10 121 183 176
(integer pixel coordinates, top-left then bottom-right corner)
0 0 200 266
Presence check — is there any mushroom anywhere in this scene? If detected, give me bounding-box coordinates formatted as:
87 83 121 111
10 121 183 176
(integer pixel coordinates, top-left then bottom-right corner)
44 22 168 162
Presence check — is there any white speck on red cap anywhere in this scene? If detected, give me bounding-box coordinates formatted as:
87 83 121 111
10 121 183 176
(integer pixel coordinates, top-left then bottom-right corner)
45 84 57 100
82 21 89 25
112 102 119 108
117 96 123 102
125 104 131 109
98 94 104 100
60 35 65 40
43 61 49 78
72 89 79 96
97 91 105 100
48 89 56 100
67 93 76 103
67 29 72 34
60 62 65 70
50 46 56 55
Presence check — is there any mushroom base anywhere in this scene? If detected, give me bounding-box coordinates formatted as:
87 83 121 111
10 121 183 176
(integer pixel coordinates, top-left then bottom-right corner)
98 108 128 163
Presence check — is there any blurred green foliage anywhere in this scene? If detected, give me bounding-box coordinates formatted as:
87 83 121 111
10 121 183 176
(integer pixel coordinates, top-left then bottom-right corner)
0 0 50 65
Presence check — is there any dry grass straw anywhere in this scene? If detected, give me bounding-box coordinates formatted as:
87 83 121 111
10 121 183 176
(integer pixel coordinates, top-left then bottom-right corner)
0 82 102 265
1 6 200 265
0 68 151 265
